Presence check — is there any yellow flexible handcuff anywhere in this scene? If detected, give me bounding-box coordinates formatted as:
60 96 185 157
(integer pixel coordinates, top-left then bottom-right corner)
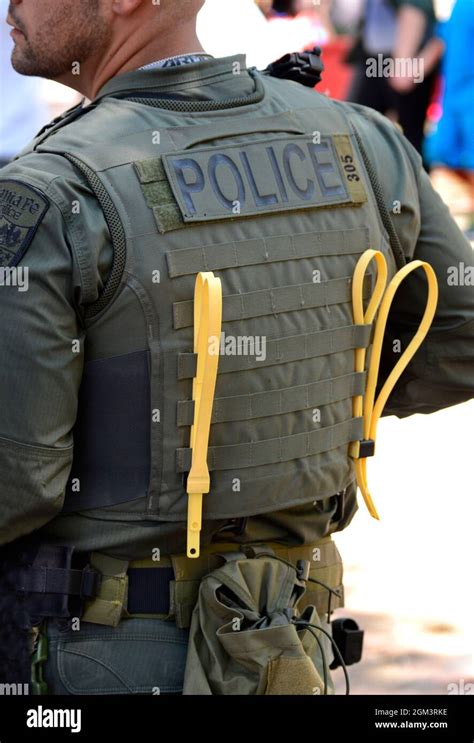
186 252 439 556
186 272 222 558
350 249 438 519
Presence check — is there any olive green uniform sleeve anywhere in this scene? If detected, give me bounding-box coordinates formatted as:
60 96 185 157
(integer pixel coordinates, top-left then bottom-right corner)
341 102 474 416
0 158 111 545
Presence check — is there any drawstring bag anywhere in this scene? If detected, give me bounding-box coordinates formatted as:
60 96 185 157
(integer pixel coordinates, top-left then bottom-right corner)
183 550 336 695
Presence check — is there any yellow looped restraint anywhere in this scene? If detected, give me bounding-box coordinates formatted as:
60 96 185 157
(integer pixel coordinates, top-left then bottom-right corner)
350 249 439 520
187 272 222 558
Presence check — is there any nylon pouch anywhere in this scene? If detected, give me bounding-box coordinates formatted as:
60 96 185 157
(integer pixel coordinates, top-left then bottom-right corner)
81 553 129 627
3 539 101 622
16 543 79 619
182 552 335 695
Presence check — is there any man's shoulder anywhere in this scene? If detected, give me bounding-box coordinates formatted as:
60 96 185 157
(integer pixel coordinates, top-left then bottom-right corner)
1 98 125 195
261 75 420 168
330 98 423 181
1 153 74 192
0 144 108 270
0 147 98 230
8 96 139 172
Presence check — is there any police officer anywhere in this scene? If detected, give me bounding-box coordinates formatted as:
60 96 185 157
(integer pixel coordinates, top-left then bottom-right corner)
0 0 473 695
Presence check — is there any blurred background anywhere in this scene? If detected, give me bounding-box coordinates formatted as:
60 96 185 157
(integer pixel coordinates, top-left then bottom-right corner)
1 0 473 694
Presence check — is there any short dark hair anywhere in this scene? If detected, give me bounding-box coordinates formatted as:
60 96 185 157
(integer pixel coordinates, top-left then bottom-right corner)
272 0 298 16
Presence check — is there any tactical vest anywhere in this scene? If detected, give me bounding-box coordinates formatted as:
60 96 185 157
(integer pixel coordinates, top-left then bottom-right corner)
33 71 398 524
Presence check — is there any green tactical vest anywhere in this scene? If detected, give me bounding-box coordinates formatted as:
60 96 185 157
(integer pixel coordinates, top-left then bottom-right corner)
31 68 397 525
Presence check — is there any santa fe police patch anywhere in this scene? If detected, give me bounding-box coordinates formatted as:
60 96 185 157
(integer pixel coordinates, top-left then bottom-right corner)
0 180 50 267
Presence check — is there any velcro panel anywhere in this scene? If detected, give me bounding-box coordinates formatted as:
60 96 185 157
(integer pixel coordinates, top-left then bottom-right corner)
62 350 151 512
134 158 183 233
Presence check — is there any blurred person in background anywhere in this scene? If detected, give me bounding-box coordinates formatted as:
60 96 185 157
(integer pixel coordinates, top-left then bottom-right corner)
264 0 333 51
198 0 277 68
257 0 356 98
346 0 444 161
200 0 331 71
330 0 366 35
0 0 49 166
425 0 474 238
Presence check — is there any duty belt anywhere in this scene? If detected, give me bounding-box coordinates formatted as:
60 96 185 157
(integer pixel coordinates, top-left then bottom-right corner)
15 538 344 630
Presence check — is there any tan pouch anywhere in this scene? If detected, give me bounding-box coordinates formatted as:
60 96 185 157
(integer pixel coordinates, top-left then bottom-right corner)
182 552 335 695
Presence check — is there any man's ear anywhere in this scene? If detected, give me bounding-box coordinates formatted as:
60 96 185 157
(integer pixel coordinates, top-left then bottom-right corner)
112 0 146 17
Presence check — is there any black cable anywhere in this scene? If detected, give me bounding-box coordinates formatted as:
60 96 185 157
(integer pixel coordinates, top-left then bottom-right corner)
294 619 350 695
307 576 342 622
301 624 328 695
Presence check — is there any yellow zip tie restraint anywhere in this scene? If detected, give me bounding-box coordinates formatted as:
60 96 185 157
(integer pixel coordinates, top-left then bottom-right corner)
187 272 222 558
350 249 439 520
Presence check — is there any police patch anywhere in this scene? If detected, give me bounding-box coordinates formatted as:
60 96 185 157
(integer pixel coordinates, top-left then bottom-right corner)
161 134 367 224
0 180 50 267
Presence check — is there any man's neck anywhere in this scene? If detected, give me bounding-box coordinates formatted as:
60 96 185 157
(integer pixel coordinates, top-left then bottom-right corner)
55 30 206 100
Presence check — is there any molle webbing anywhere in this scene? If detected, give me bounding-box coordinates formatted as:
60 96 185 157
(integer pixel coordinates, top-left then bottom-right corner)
177 417 363 472
178 324 372 379
177 371 366 426
166 227 369 278
173 275 360 329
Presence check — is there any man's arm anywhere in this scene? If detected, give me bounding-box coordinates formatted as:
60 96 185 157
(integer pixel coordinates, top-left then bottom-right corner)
0 160 110 544
393 4 427 60
381 165 474 416
390 0 440 92
342 102 474 416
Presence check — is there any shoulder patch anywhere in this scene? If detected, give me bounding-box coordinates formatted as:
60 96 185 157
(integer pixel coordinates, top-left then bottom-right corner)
0 180 50 267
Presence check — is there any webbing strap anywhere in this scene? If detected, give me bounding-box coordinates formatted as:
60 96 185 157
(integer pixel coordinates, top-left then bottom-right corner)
350 249 438 519
177 416 363 472
178 323 372 379
82 553 129 627
166 227 369 278
19 567 99 599
173 276 356 330
177 371 366 426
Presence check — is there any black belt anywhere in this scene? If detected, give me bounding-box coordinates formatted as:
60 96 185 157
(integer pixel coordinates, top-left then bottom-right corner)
127 567 174 615
9 541 175 618
19 564 174 616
